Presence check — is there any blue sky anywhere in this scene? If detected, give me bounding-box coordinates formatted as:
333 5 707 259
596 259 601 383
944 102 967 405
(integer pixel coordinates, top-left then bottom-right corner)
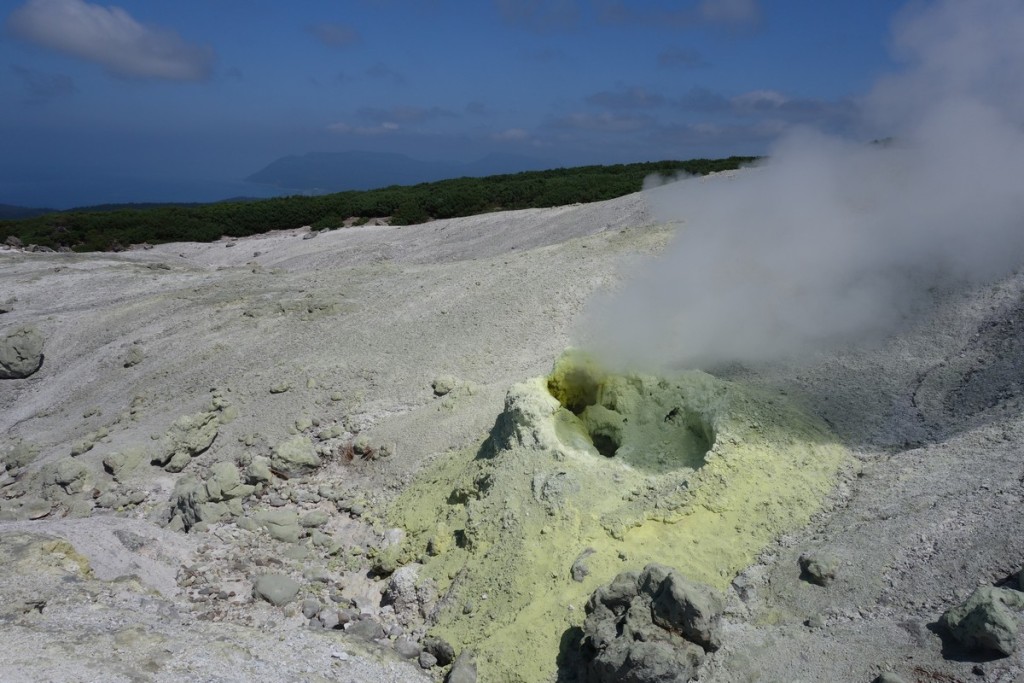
0 0 904 207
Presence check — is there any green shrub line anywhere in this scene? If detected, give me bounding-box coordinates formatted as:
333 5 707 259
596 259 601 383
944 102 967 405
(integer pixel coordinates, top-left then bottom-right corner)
1 157 757 253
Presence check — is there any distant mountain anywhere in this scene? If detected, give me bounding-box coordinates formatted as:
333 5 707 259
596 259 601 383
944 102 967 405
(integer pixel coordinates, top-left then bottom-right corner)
246 150 555 192
0 203 53 220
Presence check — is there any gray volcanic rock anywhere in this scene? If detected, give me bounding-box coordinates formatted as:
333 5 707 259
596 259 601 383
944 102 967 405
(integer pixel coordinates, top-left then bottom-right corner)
799 551 839 587
578 563 723 683
0 325 44 379
446 650 478 683
252 573 300 606
941 585 1024 656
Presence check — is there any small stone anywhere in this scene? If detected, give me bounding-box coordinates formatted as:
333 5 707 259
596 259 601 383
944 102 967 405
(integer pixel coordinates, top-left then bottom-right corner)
299 510 330 528
418 651 438 669
799 552 839 587
423 636 456 666
318 608 341 629
123 346 145 368
70 438 95 457
302 598 321 619
347 617 385 641
571 548 595 582
269 382 291 394
432 376 456 396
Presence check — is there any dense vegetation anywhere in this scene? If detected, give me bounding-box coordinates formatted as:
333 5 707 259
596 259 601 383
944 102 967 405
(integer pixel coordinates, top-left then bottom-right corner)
1 157 756 252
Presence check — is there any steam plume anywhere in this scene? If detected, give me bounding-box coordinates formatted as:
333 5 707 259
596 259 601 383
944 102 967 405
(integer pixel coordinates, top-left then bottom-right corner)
581 0 1024 370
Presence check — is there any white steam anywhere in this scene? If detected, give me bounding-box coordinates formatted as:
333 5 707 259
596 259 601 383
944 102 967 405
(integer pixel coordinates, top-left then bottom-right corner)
581 0 1024 370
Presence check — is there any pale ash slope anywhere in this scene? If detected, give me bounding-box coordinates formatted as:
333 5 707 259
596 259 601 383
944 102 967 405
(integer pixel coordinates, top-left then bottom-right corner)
0 194 664 682
2 185 1024 682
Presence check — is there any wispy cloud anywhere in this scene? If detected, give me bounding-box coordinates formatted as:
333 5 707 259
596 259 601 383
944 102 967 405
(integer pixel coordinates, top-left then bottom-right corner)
308 22 360 48
327 121 401 135
674 86 858 130
365 62 405 84
6 0 214 81
10 63 75 103
492 127 531 141
657 47 707 68
551 111 653 132
586 86 667 109
357 105 456 125
495 0 580 31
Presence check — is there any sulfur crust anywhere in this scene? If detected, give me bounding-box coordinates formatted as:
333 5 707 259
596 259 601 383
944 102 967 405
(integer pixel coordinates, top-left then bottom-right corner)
387 352 848 683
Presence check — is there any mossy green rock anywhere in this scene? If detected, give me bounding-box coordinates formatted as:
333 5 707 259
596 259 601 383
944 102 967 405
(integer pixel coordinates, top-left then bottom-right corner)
252 509 302 543
271 435 320 478
151 411 220 472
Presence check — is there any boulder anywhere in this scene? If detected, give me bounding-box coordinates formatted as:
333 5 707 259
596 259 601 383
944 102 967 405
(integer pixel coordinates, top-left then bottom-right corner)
168 463 253 531
577 563 724 683
251 508 302 543
941 585 1024 656
102 448 146 481
394 637 421 659
446 651 478 683
151 410 221 472
252 573 300 606
0 326 44 379
271 435 321 478
44 457 90 496
204 461 254 501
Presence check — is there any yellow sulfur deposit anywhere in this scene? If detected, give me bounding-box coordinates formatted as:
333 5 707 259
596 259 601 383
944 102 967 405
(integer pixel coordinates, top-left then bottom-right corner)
387 350 848 682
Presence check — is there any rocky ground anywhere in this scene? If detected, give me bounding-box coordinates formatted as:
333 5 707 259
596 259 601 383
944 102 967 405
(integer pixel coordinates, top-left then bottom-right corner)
2 182 1024 682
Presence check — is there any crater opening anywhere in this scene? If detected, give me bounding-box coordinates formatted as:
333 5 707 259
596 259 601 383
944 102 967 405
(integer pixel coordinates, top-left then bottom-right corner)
546 350 717 473
591 431 621 458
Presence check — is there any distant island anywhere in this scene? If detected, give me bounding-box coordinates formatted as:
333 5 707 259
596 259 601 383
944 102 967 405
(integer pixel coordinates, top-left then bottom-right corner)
1 156 758 253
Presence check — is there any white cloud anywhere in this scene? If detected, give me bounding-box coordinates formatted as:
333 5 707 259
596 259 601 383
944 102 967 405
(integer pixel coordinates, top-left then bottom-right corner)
327 121 400 135
7 0 213 81
732 89 788 108
553 111 651 132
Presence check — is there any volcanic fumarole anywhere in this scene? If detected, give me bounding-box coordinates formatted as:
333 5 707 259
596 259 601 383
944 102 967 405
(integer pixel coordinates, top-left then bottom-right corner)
386 349 849 682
